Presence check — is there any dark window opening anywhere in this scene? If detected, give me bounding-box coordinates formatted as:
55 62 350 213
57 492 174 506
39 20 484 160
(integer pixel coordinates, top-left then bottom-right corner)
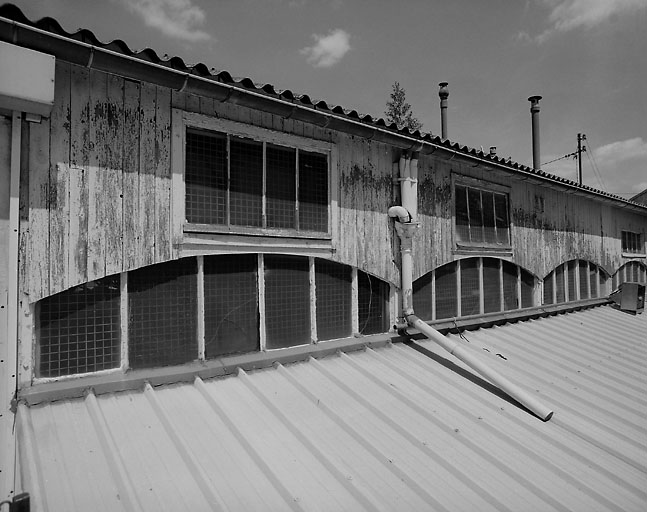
315 259 352 341
128 258 197 369
482 258 501 314
460 258 480 316
622 231 643 254
185 128 329 233
266 145 296 229
299 150 329 232
204 254 259 358
435 262 458 320
37 276 120 377
230 137 263 227
413 272 434 321
264 255 311 348
358 270 389 335
185 130 227 224
455 184 510 247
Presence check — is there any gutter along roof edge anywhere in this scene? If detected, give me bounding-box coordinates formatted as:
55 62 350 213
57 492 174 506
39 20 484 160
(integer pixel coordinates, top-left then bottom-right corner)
1 4 646 213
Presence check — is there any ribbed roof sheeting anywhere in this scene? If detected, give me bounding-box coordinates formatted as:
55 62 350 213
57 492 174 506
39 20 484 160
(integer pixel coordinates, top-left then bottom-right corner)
16 305 647 511
1 4 646 211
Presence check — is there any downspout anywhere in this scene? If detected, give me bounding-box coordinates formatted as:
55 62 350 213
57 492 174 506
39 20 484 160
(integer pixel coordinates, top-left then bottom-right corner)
388 154 554 422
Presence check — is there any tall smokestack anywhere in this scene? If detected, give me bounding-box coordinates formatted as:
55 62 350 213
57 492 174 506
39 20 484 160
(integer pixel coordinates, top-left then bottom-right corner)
528 95 542 170
439 82 449 139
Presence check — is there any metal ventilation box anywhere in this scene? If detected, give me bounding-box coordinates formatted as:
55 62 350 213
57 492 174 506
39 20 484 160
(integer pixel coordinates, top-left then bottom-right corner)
0 41 55 116
609 282 645 314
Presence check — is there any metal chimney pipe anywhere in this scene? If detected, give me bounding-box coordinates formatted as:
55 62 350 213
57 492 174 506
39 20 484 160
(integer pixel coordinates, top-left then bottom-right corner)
528 95 542 170
439 82 449 139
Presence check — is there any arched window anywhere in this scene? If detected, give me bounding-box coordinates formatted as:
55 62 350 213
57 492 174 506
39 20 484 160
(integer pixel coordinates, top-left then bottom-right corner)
36 255 392 378
413 257 535 321
612 261 647 290
542 259 609 305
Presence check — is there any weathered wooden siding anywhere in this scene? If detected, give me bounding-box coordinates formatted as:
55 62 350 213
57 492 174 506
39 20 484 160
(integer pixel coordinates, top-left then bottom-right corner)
22 63 176 302
414 156 646 280
20 61 645 302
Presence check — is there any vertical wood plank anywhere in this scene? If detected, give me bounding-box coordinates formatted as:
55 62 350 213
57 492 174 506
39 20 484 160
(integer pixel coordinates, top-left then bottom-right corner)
170 108 185 259
104 73 125 275
138 82 157 267
87 70 107 281
18 120 30 298
28 116 50 300
68 64 90 287
49 61 71 294
155 86 172 262
122 79 141 270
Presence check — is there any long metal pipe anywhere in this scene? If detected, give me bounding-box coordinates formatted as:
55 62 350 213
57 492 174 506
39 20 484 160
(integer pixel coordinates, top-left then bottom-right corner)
528 95 542 170
439 82 449 140
406 314 554 421
389 148 554 422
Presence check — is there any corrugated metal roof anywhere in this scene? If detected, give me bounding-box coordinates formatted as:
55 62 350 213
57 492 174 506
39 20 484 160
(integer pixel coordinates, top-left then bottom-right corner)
15 305 647 511
0 3 646 211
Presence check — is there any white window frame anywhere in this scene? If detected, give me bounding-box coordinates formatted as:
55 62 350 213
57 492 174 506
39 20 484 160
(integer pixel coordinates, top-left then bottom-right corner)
171 110 338 255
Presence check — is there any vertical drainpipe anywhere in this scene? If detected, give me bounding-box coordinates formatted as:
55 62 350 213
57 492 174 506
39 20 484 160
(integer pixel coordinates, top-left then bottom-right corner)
439 82 449 140
528 95 542 170
387 149 554 421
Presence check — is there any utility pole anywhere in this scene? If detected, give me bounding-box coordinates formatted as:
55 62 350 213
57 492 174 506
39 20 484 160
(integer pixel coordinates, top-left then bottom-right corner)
577 133 586 185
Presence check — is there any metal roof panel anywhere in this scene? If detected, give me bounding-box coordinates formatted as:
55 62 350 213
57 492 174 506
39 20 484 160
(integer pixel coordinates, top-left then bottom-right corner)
15 305 647 511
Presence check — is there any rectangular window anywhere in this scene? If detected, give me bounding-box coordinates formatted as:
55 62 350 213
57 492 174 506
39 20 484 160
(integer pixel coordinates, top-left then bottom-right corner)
185 127 329 234
435 262 458 319
358 271 389 335
622 231 643 254
128 259 198 369
460 258 480 316
315 259 352 341
482 258 501 313
203 254 259 358
455 183 510 248
264 255 311 349
37 277 121 377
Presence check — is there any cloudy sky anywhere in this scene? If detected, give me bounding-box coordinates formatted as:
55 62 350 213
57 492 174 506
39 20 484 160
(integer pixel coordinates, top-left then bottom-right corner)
9 0 647 198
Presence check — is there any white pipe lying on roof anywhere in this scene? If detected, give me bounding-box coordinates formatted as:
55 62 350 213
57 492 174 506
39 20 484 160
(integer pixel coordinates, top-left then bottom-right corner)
406 314 554 421
389 153 554 421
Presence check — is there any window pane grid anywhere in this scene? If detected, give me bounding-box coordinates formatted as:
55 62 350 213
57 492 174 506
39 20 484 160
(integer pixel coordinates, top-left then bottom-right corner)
204 254 259 358
358 271 389 335
299 150 328 232
230 137 263 227
264 255 311 348
266 145 296 229
460 259 480 316
413 272 434 321
455 184 509 246
38 276 120 377
128 258 198 369
435 262 458 319
315 259 352 341
185 130 227 224
502 261 518 310
482 258 501 313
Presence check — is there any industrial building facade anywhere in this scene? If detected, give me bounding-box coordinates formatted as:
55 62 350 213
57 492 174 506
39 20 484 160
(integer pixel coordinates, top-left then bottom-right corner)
1 4 647 510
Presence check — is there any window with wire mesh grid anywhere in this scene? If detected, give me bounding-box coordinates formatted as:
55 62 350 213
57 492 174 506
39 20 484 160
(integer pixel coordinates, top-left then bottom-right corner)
203 254 259 358
185 129 227 224
264 255 311 349
612 261 647 289
413 257 535 321
621 231 644 254
35 254 392 378
37 276 121 377
128 258 198 369
358 270 390 335
455 184 510 247
315 259 352 341
543 259 610 305
185 127 329 233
